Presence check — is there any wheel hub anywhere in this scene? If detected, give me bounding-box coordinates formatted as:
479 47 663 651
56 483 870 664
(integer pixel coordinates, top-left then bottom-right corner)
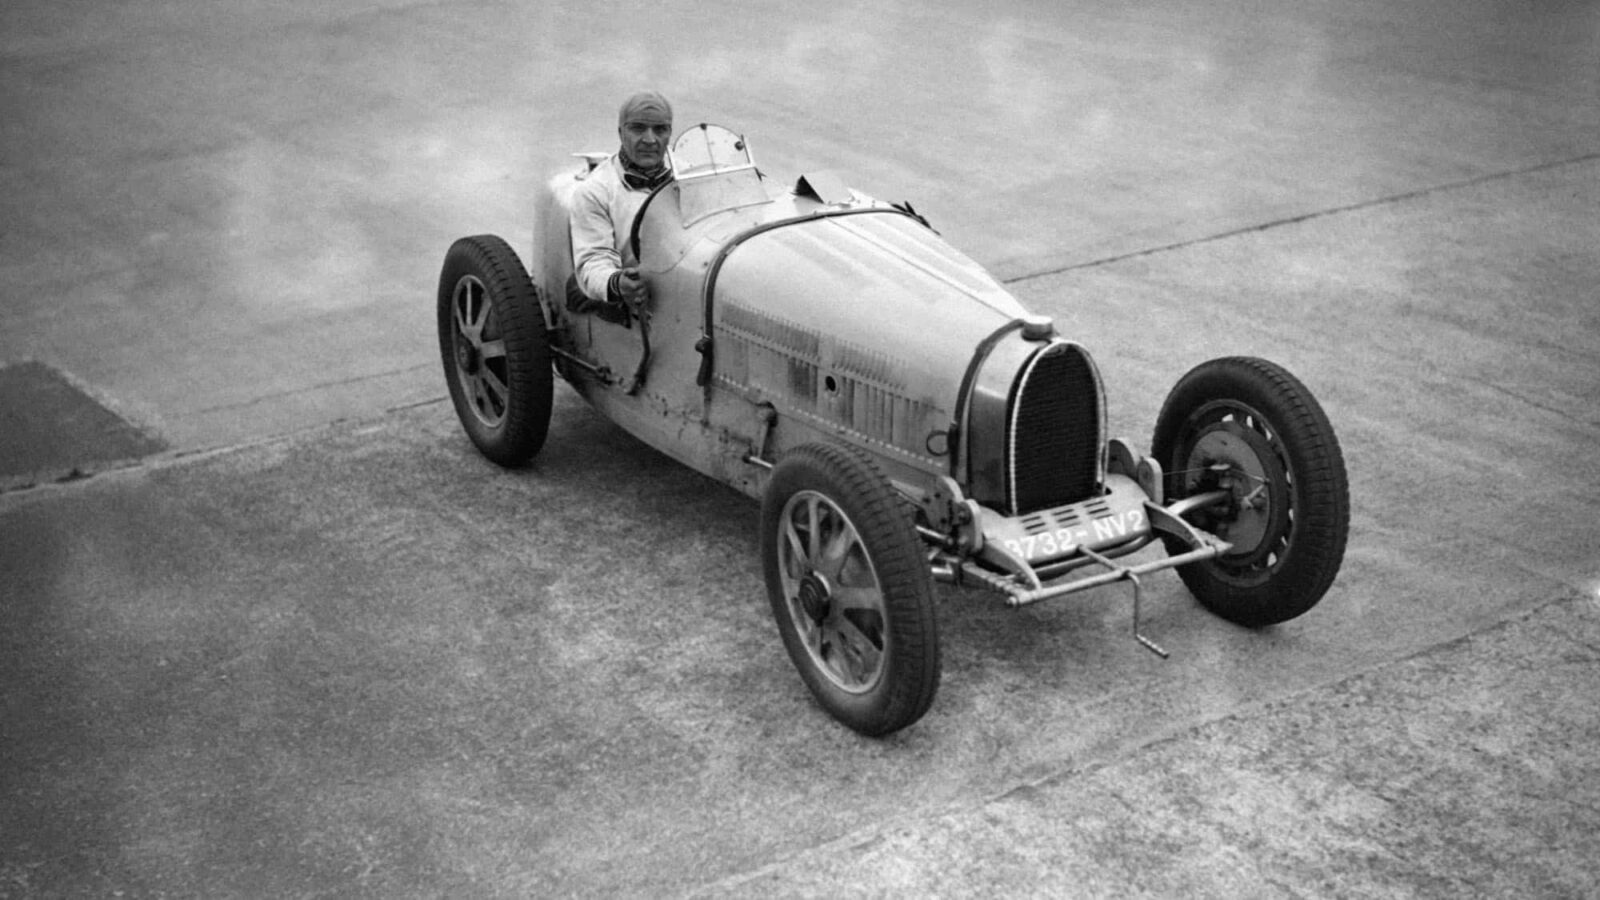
798 571 832 623
455 337 480 375
1189 422 1287 564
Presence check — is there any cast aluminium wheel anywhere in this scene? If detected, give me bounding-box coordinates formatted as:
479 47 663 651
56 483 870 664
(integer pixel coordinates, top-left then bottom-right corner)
436 235 552 466
1151 357 1349 627
761 442 940 736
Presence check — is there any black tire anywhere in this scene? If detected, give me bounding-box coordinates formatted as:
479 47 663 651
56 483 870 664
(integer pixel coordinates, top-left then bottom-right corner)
1150 357 1348 627
437 235 553 466
761 442 940 736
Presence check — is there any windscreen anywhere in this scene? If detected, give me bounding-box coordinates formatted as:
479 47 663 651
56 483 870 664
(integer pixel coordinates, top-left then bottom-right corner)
672 124 755 179
669 123 771 226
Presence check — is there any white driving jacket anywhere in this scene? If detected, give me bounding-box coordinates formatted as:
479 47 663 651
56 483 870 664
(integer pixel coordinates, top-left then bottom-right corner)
568 154 654 302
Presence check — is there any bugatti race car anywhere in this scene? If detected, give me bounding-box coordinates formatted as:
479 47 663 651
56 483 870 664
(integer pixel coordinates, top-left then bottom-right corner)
436 124 1349 736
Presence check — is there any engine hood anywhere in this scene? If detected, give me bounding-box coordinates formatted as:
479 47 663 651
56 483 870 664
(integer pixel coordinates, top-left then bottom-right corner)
709 208 1048 467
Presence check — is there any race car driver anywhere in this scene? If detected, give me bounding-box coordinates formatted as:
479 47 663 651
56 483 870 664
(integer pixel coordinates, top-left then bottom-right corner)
567 90 675 325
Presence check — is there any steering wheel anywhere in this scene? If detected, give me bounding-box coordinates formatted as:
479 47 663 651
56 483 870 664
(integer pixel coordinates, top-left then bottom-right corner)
628 179 676 262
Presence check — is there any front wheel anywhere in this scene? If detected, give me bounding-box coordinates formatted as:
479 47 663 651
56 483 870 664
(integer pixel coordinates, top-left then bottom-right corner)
1151 357 1349 627
436 235 553 466
761 442 940 736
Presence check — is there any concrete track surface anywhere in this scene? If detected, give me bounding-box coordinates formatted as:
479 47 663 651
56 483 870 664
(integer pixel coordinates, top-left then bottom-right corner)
3 1 1598 897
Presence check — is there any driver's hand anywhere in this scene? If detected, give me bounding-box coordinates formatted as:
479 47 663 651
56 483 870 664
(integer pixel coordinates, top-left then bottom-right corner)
617 267 649 309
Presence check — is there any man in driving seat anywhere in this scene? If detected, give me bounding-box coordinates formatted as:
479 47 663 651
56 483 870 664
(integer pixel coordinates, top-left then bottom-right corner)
567 90 675 325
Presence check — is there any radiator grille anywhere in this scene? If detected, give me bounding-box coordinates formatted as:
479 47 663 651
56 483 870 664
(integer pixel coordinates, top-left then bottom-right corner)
1007 343 1102 515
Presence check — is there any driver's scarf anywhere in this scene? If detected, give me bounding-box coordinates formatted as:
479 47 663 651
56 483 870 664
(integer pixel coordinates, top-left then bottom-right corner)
620 153 674 192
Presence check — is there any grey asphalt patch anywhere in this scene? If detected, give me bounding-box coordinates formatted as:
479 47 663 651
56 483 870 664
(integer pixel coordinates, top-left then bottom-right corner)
3 401 1597 898
0 361 166 483
708 590 1600 898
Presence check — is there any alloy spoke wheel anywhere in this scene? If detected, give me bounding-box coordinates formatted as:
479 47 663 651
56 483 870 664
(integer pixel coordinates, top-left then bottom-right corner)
449 275 509 428
777 490 888 693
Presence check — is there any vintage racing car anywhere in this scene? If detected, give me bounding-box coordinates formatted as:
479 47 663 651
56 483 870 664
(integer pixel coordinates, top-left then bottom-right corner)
436 124 1350 736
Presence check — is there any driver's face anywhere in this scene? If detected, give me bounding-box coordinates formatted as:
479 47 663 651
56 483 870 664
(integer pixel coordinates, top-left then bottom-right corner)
620 116 672 169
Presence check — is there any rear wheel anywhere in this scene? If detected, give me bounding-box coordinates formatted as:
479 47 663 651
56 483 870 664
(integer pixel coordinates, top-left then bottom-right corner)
437 235 552 465
761 442 940 736
1151 357 1348 626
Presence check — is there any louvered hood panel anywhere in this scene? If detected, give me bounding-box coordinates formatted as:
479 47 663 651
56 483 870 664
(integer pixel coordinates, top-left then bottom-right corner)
710 211 1027 461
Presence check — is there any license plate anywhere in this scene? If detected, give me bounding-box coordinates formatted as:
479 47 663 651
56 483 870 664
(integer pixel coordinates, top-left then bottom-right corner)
1000 506 1147 562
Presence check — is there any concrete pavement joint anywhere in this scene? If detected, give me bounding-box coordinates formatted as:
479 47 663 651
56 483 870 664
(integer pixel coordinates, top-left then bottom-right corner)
189 362 438 415
0 443 255 500
386 395 450 413
0 394 457 500
1464 374 1598 430
1002 152 1600 284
